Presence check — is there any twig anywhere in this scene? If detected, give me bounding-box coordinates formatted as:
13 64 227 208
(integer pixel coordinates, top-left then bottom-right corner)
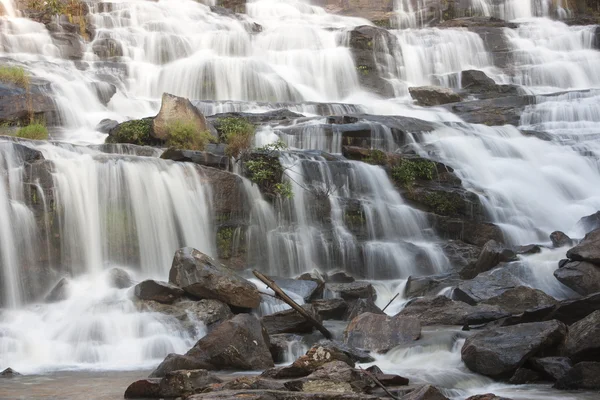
359 366 400 400
382 293 400 313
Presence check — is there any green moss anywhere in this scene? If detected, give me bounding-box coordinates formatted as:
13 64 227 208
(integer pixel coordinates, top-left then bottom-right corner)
217 227 234 259
344 209 366 228
356 65 370 76
423 192 459 216
106 117 154 145
391 158 436 189
245 141 293 199
16 123 48 140
218 117 255 158
364 149 387 165
0 66 29 88
166 120 214 151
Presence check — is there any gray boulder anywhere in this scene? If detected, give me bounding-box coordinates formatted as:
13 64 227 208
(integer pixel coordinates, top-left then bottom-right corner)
409 86 462 106
528 357 572 381
555 362 600 390
325 281 375 301
400 384 448 400
261 305 321 335
169 247 260 308
566 229 600 265
576 211 600 235
107 267 134 289
564 310 600 362
311 298 348 320
152 93 216 141
461 320 567 379
134 280 184 304
553 260 600 296
480 286 557 315
344 312 421 353
550 231 573 248
460 240 517 279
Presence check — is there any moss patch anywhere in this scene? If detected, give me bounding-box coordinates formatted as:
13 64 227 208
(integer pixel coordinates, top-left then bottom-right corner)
105 117 157 146
16 123 48 140
391 158 436 189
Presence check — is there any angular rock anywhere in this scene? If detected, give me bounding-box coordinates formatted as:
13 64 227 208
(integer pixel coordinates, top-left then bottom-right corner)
95 118 119 134
461 320 567 379
344 312 421 353
134 280 184 304
465 394 513 400
480 286 557 315
441 240 481 273
314 340 375 364
169 247 260 308
508 368 541 384
325 271 355 283
404 273 461 298
261 304 321 335
151 314 273 376
311 298 348 320
269 333 303 363
460 240 517 279
153 93 215 141
550 231 573 248
325 281 375 301
345 297 384 321
44 277 71 303
452 267 526 305
217 376 286 391
92 38 123 59
272 277 319 302
553 260 600 296
401 384 448 400
514 244 542 255
409 86 462 106
460 70 519 99
107 267 133 289
0 368 21 377
149 354 211 378
159 369 222 398
161 148 229 170
284 361 374 394
555 362 600 390
528 357 572 381
564 310 600 362
566 229 600 265
576 211 600 235
397 296 509 326
124 378 161 399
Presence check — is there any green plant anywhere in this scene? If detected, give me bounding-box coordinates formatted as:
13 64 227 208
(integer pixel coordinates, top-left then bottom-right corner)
166 121 215 151
216 227 234 259
0 66 29 88
16 123 49 140
245 141 293 199
391 158 436 190
106 118 154 145
364 149 387 165
219 117 255 158
423 192 458 216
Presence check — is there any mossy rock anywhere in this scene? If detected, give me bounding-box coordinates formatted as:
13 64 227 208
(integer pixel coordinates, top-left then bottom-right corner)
105 117 162 146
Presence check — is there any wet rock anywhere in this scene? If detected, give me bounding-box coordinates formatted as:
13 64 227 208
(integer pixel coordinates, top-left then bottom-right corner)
460 240 517 279
345 297 384 321
0 78 60 126
528 357 572 381
51 32 84 60
480 286 557 315
452 267 524 305
465 394 513 400
576 211 600 234
347 26 396 97
429 215 505 247
461 320 567 379
0 368 21 377
159 369 222 398
217 376 286 391
107 267 133 289
134 280 184 304
124 378 161 398
153 93 216 142
567 229 600 265
441 240 481 273
344 312 421 353
314 340 375 364
149 354 210 378
325 281 375 301
553 260 600 296
95 118 119 134
564 310 600 362
508 367 541 384
169 247 261 308
92 81 117 106
325 271 355 283
409 86 462 106
397 296 509 326
138 298 232 332
460 70 519 99
92 38 124 59
514 244 542 255
160 148 229 170
269 333 303 363
44 277 71 303
554 362 600 390
187 390 382 399
443 95 535 127
261 305 321 335
550 231 574 248
311 0 395 25
404 273 461 298
400 384 448 400
284 361 374 393
272 277 320 302
311 298 348 320
152 313 273 376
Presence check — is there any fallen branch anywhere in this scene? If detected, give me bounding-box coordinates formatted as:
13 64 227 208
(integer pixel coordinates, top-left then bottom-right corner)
253 270 332 339
359 366 400 400
382 293 400 313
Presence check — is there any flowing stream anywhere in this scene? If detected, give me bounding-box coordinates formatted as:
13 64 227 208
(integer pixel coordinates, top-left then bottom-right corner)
1 0 600 398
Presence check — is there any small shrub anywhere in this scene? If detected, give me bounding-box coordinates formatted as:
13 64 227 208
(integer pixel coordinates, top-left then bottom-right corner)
391 158 436 189
245 141 293 199
219 117 255 158
16 123 48 140
0 66 29 88
364 149 387 165
166 121 215 151
106 118 154 145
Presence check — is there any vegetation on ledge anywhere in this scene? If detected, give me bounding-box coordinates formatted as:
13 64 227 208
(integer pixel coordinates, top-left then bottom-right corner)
391 158 436 190
16 123 48 140
219 117 255 159
245 141 293 199
165 121 215 151
0 66 29 88
105 118 155 146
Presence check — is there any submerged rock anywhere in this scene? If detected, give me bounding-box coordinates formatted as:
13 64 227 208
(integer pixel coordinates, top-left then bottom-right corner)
107 267 133 289
576 211 600 235
550 231 574 248
44 277 71 303
344 312 421 353
169 247 261 308
461 320 567 379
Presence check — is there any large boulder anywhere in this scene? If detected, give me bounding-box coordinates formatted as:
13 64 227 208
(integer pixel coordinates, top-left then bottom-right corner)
311 298 348 320
550 231 573 248
461 320 567 379
0 78 60 126
397 296 509 326
169 247 260 308
151 313 273 376
528 357 573 381
576 211 600 234
480 286 557 315
138 299 233 333
563 310 600 362
409 86 462 106
124 378 161 399
284 361 375 394
460 240 517 279
460 70 519 99
107 267 133 289
345 297 384 321
325 281 375 301
272 277 320 302
566 229 600 265
261 305 321 335
159 369 222 398
452 267 524 305
554 362 600 390
553 260 600 296
344 312 421 352
404 273 461 298
134 280 185 304
152 93 216 141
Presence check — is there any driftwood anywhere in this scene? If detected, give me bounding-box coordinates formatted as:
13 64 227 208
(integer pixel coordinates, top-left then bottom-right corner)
382 293 400 313
253 270 332 339
359 367 401 400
